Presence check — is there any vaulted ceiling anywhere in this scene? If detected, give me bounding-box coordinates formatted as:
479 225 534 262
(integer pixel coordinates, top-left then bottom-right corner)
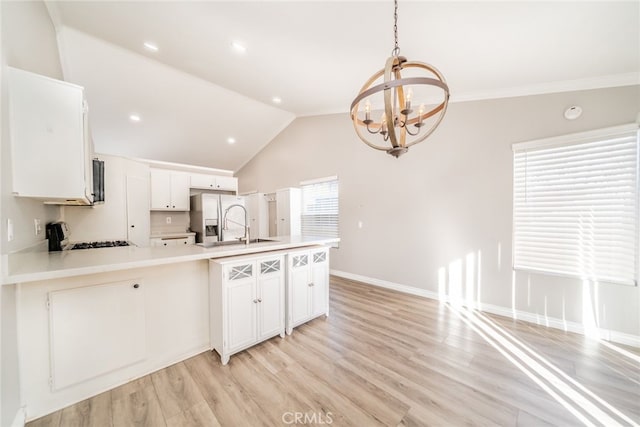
46 1 639 171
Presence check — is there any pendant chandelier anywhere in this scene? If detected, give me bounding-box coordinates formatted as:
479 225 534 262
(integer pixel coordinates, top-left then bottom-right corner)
350 0 450 158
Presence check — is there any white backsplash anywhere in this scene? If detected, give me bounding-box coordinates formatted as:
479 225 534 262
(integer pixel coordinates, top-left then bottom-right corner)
150 211 190 234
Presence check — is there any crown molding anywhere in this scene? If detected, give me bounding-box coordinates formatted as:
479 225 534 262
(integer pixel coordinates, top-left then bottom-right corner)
449 72 640 103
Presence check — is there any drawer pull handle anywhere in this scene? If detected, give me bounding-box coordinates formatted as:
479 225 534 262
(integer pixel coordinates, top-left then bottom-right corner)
308 283 314 287
253 299 259 304
133 284 140 289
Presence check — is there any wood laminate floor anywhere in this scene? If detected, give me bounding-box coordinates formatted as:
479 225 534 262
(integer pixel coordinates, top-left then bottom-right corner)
28 276 640 426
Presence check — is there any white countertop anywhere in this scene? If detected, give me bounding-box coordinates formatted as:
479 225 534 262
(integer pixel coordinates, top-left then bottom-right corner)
2 236 338 285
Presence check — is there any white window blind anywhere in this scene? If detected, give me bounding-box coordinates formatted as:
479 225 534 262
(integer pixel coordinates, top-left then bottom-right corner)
301 177 339 240
513 124 639 286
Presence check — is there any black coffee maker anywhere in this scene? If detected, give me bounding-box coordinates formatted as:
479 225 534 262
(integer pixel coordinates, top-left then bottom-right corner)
46 222 70 251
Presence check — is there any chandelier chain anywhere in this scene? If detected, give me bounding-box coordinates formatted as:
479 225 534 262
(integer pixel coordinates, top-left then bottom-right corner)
392 0 400 57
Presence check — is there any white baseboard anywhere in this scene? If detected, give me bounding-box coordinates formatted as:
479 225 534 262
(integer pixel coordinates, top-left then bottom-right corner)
11 407 26 427
330 269 640 348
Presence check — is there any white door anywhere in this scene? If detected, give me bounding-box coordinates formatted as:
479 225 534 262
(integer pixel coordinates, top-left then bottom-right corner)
126 175 150 247
276 189 290 236
290 254 311 324
246 194 259 241
257 260 283 339
225 264 257 352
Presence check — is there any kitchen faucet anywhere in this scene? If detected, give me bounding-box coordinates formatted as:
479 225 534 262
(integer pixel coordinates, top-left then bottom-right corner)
222 204 250 245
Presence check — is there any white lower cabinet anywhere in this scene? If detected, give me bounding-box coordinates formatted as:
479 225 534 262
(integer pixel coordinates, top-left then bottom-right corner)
48 279 146 390
286 246 329 334
209 253 285 365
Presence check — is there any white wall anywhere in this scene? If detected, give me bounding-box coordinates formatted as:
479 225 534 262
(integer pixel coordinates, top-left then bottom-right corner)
237 85 640 340
1 2 64 425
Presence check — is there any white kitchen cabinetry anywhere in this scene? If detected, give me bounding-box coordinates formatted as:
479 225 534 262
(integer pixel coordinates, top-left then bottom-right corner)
286 246 329 335
8 67 94 204
126 161 151 247
190 173 238 192
276 187 301 237
150 169 190 210
48 279 146 390
150 236 195 247
245 193 269 240
210 253 285 365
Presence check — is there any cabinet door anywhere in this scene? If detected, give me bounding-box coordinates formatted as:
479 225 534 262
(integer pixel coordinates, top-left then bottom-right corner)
9 68 87 199
257 258 284 339
225 263 257 352
190 173 215 190
170 173 190 210
49 280 146 390
126 175 150 247
311 250 329 317
290 254 311 324
150 170 172 209
215 176 238 192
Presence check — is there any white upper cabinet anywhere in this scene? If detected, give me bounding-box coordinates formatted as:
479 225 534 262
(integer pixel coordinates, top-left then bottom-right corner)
150 169 189 211
190 173 237 192
214 176 238 192
8 67 94 204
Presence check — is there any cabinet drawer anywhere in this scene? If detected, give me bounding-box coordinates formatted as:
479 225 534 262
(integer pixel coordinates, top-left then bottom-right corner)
150 236 195 247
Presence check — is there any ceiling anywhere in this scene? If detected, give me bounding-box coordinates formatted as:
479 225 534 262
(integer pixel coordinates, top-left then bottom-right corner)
46 1 639 171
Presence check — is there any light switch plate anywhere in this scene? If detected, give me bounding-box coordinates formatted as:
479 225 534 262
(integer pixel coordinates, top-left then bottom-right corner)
165 216 172 224
34 219 42 236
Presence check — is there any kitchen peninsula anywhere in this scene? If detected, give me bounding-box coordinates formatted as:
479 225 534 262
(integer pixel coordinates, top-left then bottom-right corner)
3 236 337 420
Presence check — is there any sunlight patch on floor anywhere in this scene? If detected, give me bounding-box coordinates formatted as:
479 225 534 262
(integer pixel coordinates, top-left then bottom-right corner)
448 305 638 427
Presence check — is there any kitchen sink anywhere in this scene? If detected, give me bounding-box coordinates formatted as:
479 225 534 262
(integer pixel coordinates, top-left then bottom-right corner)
198 238 277 248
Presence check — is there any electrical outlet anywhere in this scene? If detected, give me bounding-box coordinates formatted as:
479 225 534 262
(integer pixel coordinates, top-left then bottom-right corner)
165 216 172 224
7 219 14 242
34 219 42 236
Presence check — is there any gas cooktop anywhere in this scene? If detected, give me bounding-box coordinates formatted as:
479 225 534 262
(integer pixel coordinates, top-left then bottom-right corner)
69 240 130 250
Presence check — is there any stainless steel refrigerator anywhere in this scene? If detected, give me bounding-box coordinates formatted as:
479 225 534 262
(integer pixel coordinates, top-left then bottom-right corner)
190 193 245 244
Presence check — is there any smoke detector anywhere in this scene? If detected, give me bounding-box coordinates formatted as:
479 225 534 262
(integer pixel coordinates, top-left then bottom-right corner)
564 106 582 120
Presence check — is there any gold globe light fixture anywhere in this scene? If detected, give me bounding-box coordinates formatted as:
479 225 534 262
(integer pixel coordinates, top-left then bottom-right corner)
350 0 450 158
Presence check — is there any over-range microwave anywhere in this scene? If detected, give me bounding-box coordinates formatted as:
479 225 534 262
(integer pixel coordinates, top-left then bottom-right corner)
44 158 104 206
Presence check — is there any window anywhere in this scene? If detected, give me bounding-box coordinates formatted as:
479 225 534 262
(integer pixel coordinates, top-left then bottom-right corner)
300 176 339 243
512 124 639 286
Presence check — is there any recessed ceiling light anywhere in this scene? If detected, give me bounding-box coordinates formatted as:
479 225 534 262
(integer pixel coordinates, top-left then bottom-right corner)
129 114 141 122
143 42 159 52
272 97 282 104
227 137 236 144
231 41 246 54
